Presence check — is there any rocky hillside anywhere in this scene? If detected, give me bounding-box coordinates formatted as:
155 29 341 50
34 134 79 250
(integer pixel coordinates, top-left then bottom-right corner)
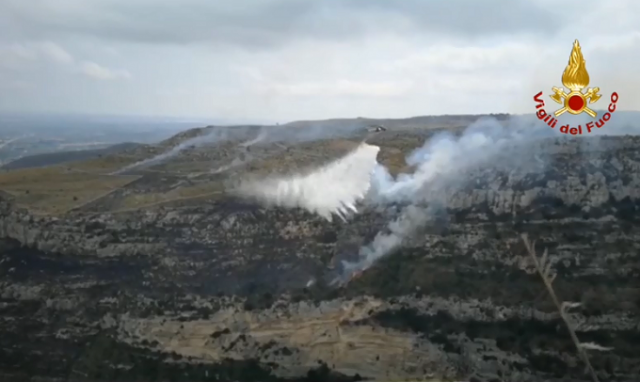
0 142 141 171
0 128 639 381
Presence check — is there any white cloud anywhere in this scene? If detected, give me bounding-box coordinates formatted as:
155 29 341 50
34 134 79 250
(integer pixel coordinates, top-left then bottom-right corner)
5 44 38 60
0 42 74 66
38 42 74 64
0 43 38 69
0 41 132 83
386 41 543 74
79 61 132 80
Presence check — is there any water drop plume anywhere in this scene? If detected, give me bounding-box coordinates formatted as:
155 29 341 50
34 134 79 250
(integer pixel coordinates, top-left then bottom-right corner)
232 143 380 221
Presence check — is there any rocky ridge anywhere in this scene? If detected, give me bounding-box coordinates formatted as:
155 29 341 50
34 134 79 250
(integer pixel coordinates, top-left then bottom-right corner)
1 134 639 381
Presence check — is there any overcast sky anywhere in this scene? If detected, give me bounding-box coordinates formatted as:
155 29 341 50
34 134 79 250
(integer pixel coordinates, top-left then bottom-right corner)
0 0 638 122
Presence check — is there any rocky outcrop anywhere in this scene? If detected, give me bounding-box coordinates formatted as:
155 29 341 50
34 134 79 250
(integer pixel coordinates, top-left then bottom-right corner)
1 135 640 381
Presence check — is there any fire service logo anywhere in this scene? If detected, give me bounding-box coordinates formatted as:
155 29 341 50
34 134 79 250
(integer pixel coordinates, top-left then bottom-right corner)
533 39 619 135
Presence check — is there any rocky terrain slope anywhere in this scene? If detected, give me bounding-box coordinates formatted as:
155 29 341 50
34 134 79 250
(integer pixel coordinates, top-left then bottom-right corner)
0 124 639 381
1 142 141 171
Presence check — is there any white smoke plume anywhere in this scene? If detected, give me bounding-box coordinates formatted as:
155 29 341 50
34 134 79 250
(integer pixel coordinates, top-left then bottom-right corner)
338 204 432 281
112 127 232 174
332 110 640 283
111 119 372 175
239 128 268 148
233 143 380 222
223 110 640 286
231 115 552 285
212 128 279 174
333 116 552 283
211 156 251 174
373 130 509 203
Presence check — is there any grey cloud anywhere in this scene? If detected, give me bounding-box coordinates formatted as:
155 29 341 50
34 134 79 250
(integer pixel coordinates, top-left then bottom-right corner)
354 0 558 38
0 0 559 48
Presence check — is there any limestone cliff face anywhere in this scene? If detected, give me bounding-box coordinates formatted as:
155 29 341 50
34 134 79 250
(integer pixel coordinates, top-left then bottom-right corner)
1 136 640 382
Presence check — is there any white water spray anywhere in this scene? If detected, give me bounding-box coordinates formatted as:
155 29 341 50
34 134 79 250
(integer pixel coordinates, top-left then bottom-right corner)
233 143 380 222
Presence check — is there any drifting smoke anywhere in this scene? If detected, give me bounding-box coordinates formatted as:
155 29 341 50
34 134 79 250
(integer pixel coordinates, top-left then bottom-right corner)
329 116 558 283
239 128 268 148
233 143 381 222
337 204 433 282
112 128 232 174
211 155 251 174
224 110 640 284
211 128 273 174
331 111 640 283
370 117 538 204
212 123 341 174
111 119 372 175
230 114 576 284
248 120 368 145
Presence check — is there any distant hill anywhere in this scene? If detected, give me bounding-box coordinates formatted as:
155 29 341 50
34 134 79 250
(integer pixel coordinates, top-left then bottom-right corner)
281 113 511 129
0 142 141 170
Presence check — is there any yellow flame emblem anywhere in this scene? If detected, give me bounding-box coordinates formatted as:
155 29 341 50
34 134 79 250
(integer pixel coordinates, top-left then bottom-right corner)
549 40 602 118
